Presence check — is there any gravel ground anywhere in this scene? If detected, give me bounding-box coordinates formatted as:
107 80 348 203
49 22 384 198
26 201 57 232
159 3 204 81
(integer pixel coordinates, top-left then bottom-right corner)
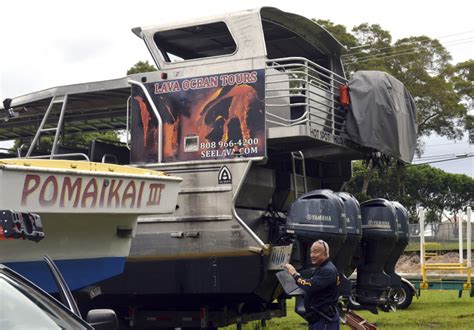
396 252 474 274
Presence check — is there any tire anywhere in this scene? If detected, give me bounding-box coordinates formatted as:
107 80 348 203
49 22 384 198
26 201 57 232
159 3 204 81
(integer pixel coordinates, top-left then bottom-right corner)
395 282 414 309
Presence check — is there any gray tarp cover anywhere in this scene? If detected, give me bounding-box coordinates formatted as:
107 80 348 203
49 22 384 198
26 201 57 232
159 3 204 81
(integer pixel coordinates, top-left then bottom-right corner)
345 71 417 162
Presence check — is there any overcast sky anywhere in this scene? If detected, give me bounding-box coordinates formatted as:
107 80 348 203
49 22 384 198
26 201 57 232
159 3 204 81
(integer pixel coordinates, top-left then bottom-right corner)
0 0 472 175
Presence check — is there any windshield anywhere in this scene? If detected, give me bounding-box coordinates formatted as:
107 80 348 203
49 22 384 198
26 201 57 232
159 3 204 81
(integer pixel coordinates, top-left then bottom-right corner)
0 275 89 329
154 21 237 62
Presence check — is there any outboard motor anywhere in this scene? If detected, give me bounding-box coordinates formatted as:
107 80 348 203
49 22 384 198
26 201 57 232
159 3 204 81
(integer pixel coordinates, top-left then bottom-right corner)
286 189 347 269
332 192 362 299
286 189 347 320
355 198 398 313
384 202 410 293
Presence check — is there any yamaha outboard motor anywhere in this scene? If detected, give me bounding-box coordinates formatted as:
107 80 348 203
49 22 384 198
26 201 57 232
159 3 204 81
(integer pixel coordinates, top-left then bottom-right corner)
384 202 410 291
286 189 347 320
333 192 362 299
355 198 398 313
286 189 347 269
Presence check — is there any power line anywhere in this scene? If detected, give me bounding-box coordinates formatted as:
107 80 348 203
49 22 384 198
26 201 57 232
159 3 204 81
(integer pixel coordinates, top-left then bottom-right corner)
415 154 459 160
343 39 474 64
350 155 474 176
343 37 474 58
344 48 423 64
343 38 474 63
411 154 474 166
435 30 474 39
342 31 474 57
422 142 472 148
342 37 474 65
342 40 425 58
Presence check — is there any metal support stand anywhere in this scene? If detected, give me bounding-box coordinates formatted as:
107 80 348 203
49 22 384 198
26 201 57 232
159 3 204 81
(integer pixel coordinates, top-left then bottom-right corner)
419 207 472 292
345 310 378 329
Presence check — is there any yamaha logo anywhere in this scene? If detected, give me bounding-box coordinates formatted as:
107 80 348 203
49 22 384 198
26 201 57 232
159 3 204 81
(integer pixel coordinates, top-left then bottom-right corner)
218 166 232 184
305 214 332 221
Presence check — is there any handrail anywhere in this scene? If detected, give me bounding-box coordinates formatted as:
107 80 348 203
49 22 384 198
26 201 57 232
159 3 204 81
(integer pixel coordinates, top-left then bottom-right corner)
101 154 119 164
125 95 131 150
267 56 348 82
231 159 266 248
26 96 56 157
51 94 68 159
128 79 163 163
265 56 348 138
27 153 90 161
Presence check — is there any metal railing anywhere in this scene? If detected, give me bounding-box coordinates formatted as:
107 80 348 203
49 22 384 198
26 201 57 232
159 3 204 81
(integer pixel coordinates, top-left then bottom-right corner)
265 57 348 138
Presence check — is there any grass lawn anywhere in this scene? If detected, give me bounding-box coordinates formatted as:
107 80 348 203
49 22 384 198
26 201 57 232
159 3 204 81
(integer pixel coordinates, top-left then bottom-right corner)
350 290 474 329
405 241 474 252
225 290 474 329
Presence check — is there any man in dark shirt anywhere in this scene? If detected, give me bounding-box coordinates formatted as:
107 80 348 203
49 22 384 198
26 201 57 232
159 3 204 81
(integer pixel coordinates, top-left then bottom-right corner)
285 240 340 330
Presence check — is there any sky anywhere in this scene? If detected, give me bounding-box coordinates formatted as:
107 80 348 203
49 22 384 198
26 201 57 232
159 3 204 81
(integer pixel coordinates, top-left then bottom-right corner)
0 0 472 175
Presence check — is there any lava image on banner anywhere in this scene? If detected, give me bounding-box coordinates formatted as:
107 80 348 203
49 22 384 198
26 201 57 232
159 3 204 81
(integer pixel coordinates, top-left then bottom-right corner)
130 70 266 163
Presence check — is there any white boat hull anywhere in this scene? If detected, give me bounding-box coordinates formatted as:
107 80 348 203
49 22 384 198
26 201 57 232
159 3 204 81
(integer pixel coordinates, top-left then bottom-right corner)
0 159 181 291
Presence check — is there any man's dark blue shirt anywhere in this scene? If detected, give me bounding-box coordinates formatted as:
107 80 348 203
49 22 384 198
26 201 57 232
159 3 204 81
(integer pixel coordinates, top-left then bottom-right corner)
294 259 340 312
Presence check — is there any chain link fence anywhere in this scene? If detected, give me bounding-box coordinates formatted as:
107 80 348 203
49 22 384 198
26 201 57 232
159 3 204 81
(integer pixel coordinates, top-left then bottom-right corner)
409 222 474 244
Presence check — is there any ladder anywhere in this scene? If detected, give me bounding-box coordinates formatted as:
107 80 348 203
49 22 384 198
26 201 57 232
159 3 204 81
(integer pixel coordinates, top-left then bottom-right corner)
345 310 378 330
291 151 307 198
25 95 68 158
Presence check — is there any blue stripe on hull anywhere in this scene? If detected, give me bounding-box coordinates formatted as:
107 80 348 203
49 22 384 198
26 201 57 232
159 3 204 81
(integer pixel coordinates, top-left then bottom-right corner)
5 257 125 293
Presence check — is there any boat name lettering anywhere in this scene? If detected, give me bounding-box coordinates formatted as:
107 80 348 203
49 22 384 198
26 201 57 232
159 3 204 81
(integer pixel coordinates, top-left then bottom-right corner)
21 174 165 209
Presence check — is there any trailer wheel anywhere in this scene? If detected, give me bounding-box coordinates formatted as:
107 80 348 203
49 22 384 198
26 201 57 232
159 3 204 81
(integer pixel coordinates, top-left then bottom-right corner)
395 282 414 309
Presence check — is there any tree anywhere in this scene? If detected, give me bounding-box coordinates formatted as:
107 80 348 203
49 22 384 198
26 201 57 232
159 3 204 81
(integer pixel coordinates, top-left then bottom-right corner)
127 60 157 75
391 36 465 139
14 130 120 153
450 60 474 111
315 19 472 217
314 19 358 49
315 20 471 142
344 161 474 224
450 60 474 143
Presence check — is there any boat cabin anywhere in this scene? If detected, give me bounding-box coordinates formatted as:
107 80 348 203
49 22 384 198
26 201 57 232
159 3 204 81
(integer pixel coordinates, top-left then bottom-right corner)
0 7 357 169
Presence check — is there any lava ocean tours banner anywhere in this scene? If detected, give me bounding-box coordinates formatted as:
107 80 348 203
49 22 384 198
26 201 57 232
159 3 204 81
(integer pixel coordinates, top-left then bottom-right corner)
131 70 266 163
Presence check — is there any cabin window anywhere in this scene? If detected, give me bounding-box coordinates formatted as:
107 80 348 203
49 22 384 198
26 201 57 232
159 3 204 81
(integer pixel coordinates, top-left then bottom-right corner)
261 19 330 70
154 22 237 63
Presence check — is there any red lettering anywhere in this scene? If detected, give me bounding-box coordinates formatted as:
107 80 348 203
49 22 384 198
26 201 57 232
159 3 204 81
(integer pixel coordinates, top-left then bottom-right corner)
147 183 165 206
81 178 98 208
99 180 108 207
39 176 58 207
21 174 41 205
60 177 82 207
107 179 123 208
137 181 145 207
122 181 136 208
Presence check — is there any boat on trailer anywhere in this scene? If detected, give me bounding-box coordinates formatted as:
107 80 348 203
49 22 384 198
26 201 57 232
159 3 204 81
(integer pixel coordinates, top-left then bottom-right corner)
0 159 181 293
0 7 417 326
